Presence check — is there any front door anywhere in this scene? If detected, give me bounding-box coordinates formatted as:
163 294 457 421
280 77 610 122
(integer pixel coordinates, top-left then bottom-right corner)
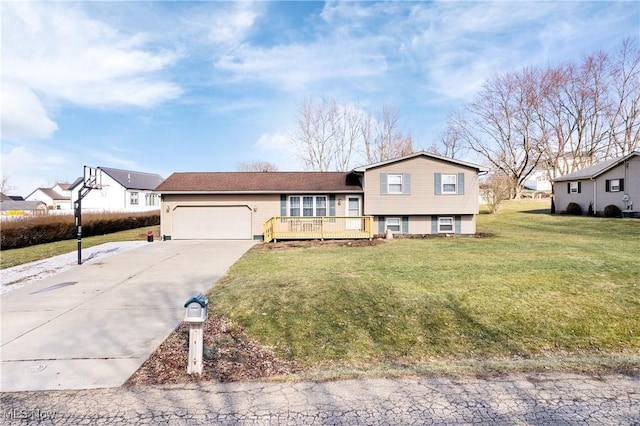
346 196 362 230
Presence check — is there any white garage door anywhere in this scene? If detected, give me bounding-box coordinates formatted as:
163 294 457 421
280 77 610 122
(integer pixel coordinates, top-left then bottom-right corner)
173 206 252 240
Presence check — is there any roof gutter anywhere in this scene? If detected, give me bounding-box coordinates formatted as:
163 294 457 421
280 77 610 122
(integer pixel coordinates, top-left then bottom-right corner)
156 190 365 195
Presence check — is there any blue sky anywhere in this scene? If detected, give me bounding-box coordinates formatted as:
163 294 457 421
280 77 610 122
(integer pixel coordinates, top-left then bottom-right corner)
2 1 639 196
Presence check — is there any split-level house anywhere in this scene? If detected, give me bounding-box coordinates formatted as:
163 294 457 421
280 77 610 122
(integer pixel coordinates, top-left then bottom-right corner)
70 167 164 212
155 152 488 241
553 151 639 216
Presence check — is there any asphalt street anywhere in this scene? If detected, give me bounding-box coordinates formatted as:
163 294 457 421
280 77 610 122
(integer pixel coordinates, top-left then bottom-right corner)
1 373 639 425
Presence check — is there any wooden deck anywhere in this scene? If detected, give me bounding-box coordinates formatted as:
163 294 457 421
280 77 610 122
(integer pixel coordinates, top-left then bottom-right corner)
263 216 374 242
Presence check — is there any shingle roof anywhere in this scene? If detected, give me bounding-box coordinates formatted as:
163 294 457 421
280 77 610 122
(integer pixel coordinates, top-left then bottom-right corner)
99 167 164 190
0 200 47 211
352 151 489 172
155 172 363 193
33 188 69 200
554 151 639 182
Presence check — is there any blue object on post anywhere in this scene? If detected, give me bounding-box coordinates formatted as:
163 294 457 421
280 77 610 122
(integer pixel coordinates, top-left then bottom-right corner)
184 293 209 323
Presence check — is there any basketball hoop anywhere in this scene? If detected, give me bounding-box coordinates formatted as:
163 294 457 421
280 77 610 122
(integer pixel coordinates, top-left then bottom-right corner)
76 166 103 265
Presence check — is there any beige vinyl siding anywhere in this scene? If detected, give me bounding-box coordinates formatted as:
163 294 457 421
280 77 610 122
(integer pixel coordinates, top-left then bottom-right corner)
160 193 355 239
375 215 476 235
161 194 279 239
364 156 480 215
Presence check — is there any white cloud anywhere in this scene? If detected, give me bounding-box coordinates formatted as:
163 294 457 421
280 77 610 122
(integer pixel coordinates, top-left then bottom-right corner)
1 145 71 196
88 151 140 171
207 2 261 45
256 132 292 153
2 2 182 142
215 40 387 89
253 132 300 170
1 83 58 140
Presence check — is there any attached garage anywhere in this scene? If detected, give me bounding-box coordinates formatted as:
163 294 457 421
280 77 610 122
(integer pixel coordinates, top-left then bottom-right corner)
172 206 252 240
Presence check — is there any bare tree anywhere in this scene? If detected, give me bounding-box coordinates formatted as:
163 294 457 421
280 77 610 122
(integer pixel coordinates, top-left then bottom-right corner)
236 161 279 172
427 111 466 159
451 39 640 199
453 69 545 199
559 51 612 165
292 97 339 171
1 175 15 195
608 38 640 156
332 103 363 171
536 64 576 179
362 106 414 163
480 172 511 213
291 97 414 171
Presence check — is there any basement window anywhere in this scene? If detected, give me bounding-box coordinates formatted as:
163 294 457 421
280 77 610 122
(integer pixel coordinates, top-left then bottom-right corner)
385 217 401 233
438 217 454 233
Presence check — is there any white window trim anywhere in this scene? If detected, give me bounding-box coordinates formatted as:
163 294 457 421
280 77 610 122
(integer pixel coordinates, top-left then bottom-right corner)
345 195 362 216
610 179 621 192
288 195 328 217
570 182 579 193
441 174 457 194
145 193 159 206
385 217 401 233
438 217 454 233
388 174 403 194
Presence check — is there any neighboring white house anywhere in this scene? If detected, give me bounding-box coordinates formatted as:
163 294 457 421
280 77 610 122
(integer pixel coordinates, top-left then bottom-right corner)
69 167 163 212
553 151 640 216
523 169 553 192
25 183 73 210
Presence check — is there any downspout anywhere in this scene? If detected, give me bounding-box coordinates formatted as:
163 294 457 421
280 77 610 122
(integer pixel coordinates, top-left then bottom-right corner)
592 177 596 215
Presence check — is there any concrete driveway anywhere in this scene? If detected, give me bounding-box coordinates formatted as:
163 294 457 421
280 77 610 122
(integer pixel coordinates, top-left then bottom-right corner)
1 240 256 392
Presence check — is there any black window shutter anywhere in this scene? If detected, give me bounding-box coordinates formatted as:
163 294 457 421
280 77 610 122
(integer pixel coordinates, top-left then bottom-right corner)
605 180 610 192
578 182 581 193
567 182 571 194
620 179 625 191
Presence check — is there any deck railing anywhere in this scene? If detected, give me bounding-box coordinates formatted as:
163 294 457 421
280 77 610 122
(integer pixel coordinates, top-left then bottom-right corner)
263 216 374 242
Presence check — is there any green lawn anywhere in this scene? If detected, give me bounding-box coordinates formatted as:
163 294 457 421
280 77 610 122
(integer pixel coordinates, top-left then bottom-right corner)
0 226 159 269
210 200 640 377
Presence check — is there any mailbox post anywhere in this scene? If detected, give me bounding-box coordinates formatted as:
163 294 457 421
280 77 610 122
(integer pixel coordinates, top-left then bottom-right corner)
184 293 208 375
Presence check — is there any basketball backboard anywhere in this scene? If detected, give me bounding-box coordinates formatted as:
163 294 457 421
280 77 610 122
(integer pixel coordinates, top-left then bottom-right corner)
83 166 102 189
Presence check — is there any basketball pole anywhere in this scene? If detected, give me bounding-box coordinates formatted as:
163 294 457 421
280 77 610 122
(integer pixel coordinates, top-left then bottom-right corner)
76 191 82 265
76 166 99 265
